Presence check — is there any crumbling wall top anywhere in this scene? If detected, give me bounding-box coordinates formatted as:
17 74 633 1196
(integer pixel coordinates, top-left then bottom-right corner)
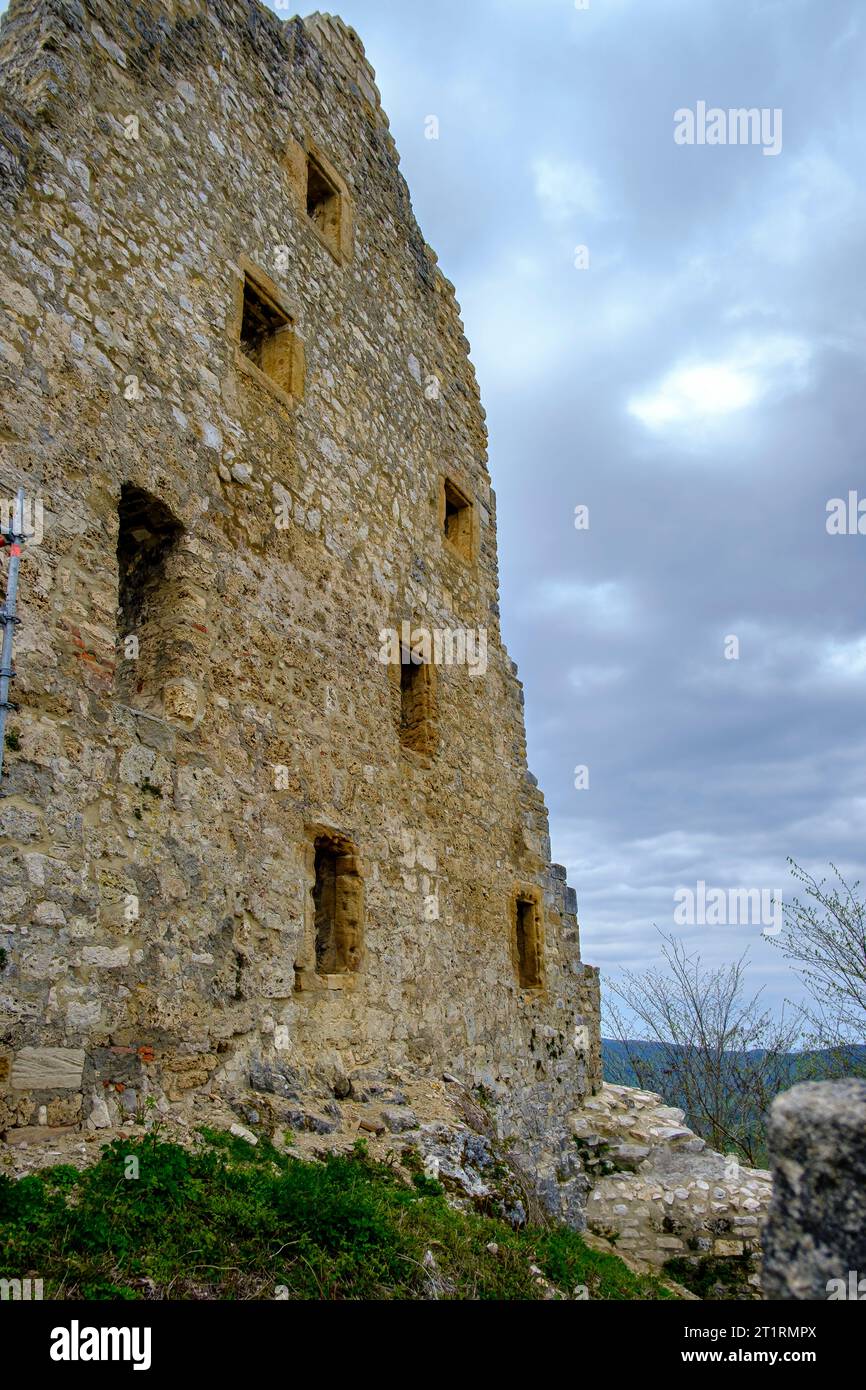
301 10 388 128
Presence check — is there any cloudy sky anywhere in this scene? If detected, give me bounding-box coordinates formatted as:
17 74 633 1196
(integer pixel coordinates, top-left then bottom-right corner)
3 0 863 1028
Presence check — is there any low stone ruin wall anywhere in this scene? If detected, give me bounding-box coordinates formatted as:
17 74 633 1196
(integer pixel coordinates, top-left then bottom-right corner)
574 1084 772 1297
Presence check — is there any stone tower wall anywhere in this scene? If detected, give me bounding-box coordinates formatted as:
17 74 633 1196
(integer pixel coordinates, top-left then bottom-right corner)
0 0 600 1215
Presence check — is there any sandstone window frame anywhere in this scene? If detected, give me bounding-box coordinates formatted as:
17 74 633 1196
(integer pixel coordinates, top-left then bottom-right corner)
511 886 545 992
390 640 438 763
233 255 305 409
439 474 478 565
284 136 354 265
295 827 364 993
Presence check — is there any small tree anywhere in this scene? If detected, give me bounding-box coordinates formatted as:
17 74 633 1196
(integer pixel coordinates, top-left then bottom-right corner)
773 860 866 1078
604 933 801 1166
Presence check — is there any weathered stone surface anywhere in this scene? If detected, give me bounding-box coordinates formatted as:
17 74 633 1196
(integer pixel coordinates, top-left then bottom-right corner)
3 1124 77 1146
229 1122 258 1146
381 1107 419 1134
10 1048 85 1090
249 1060 302 1101
609 1142 652 1170
403 1122 528 1227
763 1080 866 1300
286 1109 338 1136
160 1054 219 1101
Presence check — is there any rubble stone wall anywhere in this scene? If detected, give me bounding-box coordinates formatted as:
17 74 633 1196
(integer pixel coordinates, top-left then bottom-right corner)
576 1085 772 1296
0 0 601 1222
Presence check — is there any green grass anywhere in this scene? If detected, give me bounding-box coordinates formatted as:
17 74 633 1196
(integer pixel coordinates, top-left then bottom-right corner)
0 1129 679 1301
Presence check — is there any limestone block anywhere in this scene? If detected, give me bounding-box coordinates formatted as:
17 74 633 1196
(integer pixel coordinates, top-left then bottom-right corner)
10 1047 85 1090
381 1107 419 1133
46 1094 82 1125
715 1239 744 1257
163 678 200 722
160 1053 219 1100
4 1124 77 1145
81 945 131 967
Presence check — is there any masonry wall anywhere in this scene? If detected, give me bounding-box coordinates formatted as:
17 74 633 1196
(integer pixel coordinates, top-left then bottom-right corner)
0 0 600 1217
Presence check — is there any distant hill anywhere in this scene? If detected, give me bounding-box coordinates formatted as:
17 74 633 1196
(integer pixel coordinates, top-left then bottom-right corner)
602 1038 866 1090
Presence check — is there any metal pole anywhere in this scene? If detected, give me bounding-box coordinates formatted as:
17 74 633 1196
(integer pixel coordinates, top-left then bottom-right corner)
0 486 25 786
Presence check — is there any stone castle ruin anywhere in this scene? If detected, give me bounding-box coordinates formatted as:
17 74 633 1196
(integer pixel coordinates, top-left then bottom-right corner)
0 0 603 1223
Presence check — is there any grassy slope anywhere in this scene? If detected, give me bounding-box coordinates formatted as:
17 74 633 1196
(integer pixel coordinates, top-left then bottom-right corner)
0 1128 678 1301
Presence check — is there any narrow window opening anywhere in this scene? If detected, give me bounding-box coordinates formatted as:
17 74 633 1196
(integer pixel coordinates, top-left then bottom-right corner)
116 485 184 712
515 896 543 989
306 154 342 256
240 273 297 397
442 478 474 561
313 836 362 976
399 651 436 756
